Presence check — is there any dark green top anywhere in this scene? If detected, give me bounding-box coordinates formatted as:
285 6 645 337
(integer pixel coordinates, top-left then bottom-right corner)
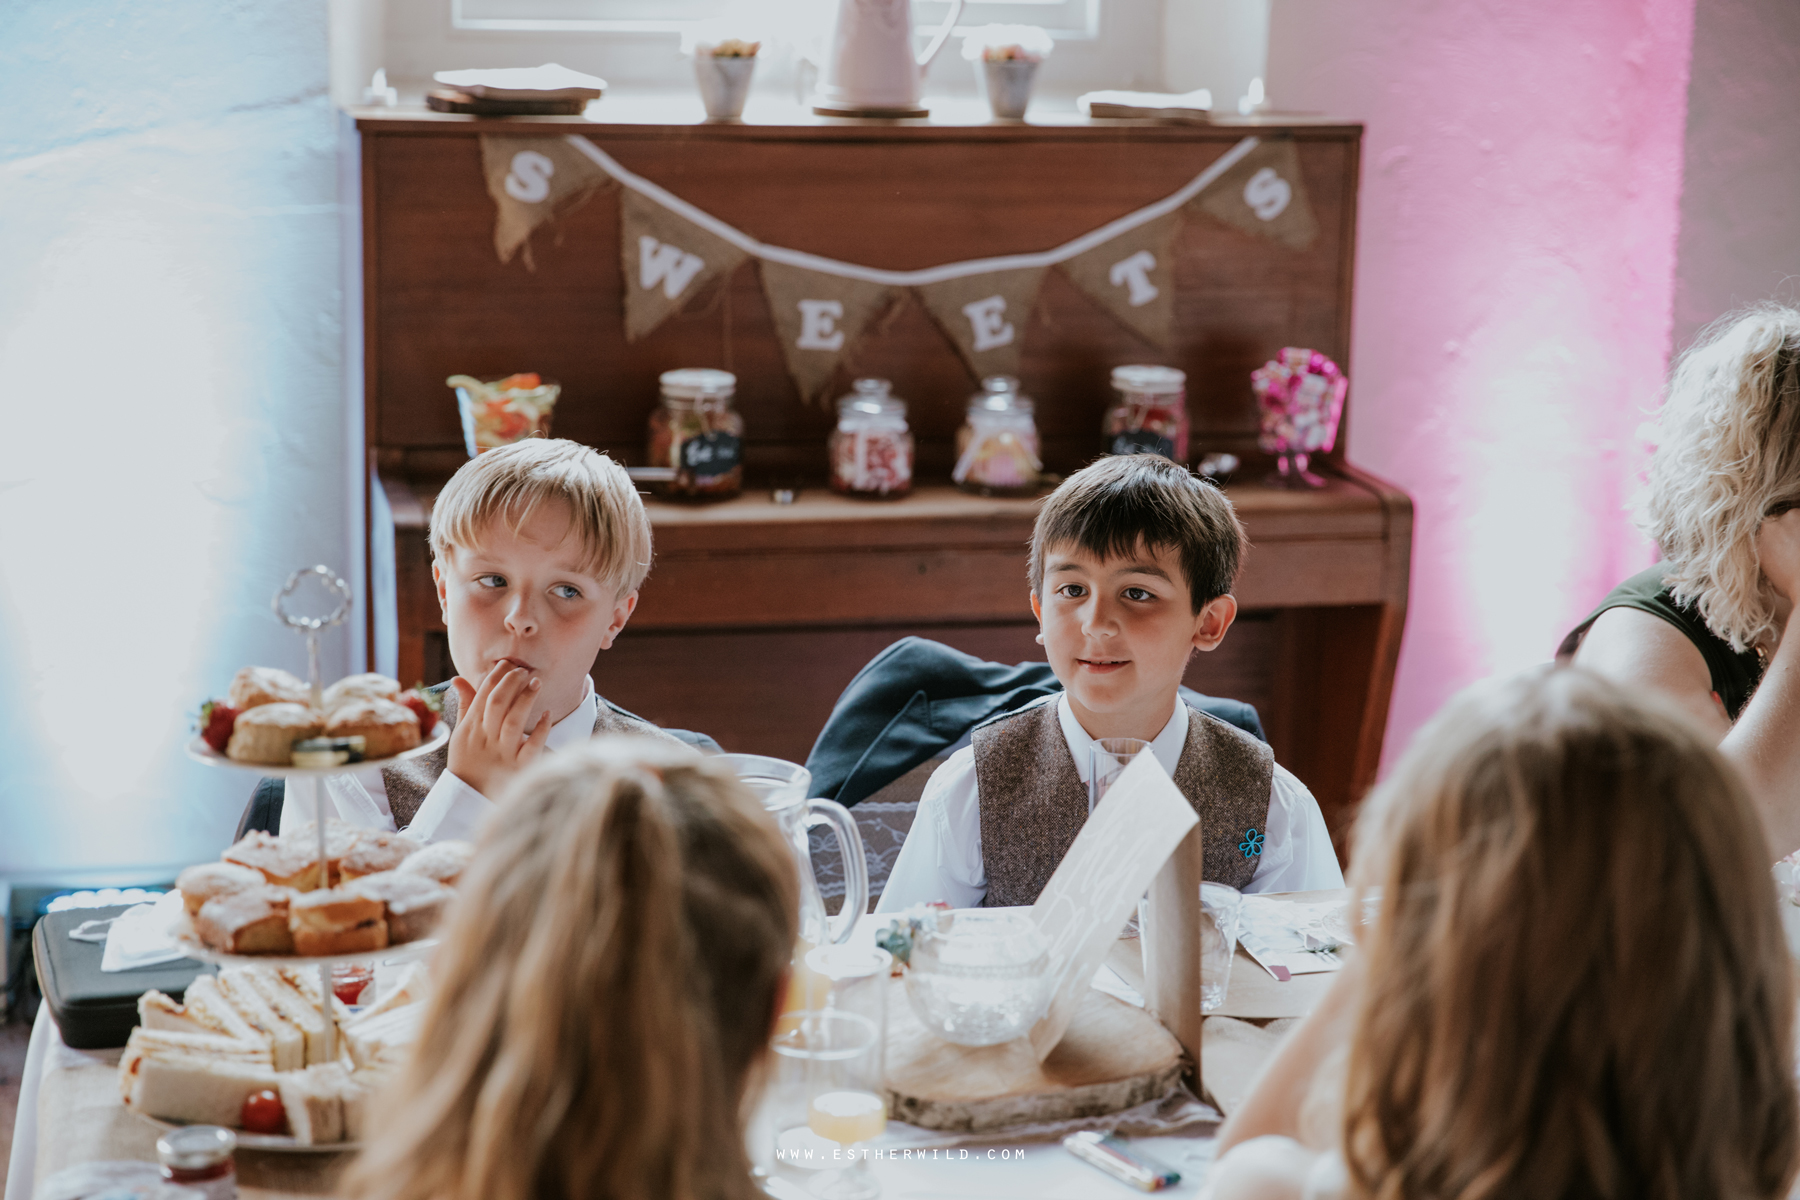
1557 563 1764 720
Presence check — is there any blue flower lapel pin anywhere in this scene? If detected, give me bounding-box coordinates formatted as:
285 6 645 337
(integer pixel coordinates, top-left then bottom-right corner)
1239 828 1265 859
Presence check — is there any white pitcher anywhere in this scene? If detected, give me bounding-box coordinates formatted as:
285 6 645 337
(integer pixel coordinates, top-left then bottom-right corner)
815 0 965 114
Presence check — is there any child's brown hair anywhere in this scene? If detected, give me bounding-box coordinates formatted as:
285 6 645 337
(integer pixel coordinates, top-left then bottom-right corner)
1028 454 1246 611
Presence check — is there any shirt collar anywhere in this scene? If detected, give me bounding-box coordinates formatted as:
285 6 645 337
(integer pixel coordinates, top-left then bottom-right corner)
543 675 598 753
1055 693 1188 783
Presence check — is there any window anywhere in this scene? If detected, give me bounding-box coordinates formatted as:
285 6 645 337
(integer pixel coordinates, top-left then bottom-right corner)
451 0 1101 40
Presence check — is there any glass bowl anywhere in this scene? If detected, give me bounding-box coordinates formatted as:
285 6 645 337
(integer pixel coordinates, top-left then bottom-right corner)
903 910 1051 1047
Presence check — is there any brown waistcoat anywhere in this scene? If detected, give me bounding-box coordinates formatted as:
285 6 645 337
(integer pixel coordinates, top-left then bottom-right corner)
973 701 1273 907
382 685 679 828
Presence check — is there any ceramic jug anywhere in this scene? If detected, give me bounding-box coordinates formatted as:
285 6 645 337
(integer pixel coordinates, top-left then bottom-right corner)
718 754 869 961
815 0 965 114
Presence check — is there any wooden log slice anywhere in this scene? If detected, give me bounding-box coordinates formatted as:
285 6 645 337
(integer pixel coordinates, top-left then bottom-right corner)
884 979 1185 1133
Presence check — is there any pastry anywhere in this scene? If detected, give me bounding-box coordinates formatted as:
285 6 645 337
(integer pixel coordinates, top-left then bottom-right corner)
338 831 420 881
290 886 387 956
224 831 329 892
321 672 403 713
176 862 266 916
323 697 421 759
227 666 312 711
194 886 296 957
396 840 473 888
347 870 453 944
225 702 323 765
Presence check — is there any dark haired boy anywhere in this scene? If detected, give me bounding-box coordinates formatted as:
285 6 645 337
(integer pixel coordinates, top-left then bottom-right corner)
877 455 1342 910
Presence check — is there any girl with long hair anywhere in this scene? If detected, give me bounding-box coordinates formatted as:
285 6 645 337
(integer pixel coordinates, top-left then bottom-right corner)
341 736 797 1200
1211 667 1799 1200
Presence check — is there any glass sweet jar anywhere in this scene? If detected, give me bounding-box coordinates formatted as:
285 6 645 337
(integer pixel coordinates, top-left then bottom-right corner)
903 909 1051 1047
829 378 914 499
1104 365 1189 462
953 376 1042 496
647 368 744 499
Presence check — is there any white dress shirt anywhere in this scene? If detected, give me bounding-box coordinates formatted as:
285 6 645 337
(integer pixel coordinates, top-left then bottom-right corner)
875 693 1343 911
279 676 600 845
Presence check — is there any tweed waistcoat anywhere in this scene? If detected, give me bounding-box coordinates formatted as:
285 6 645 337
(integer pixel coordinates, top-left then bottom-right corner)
383 684 678 828
973 701 1273 907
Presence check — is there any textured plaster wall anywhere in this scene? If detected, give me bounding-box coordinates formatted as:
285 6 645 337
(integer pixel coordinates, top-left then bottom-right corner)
0 3 350 879
1266 0 1696 770
1670 0 1800 354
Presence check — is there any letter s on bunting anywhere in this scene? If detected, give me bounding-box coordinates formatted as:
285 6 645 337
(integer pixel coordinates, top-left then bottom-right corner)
478 136 614 269
503 151 555 203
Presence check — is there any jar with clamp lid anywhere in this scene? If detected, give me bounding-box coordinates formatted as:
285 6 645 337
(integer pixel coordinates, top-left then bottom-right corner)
1104 365 1189 462
829 378 914 498
648 368 744 499
953 376 1042 497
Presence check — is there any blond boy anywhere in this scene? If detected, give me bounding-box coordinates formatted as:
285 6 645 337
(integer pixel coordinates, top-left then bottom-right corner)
878 454 1342 910
279 439 710 842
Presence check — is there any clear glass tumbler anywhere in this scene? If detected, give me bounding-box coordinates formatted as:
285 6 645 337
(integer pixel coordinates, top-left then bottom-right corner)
767 1011 886 1200
1199 882 1243 1013
1089 737 1153 815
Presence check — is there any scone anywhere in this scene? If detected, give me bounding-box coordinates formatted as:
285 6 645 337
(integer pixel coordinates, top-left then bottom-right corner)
225 702 323 765
290 887 388 956
338 831 420 881
176 862 266 916
227 666 312 711
224 831 329 892
346 870 453 944
194 886 295 954
396 841 473 888
321 672 403 713
324 698 420 760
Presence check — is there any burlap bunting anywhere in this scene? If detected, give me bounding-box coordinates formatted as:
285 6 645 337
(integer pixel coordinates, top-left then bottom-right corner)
914 269 1046 382
618 190 750 342
479 136 612 268
1188 138 1318 251
1057 211 1180 347
758 262 894 402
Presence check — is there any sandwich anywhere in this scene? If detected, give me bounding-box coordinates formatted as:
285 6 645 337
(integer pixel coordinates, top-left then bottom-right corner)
119 1027 280 1127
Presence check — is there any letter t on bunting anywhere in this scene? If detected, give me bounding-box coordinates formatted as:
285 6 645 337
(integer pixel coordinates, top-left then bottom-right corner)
618 189 749 341
915 269 1046 381
479 136 613 268
758 261 894 403
1057 211 1180 348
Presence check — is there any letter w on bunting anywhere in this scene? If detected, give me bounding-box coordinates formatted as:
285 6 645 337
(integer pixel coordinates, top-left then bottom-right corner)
914 268 1047 382
618 189 749 341
1057 211 1180 348
479 136 614 269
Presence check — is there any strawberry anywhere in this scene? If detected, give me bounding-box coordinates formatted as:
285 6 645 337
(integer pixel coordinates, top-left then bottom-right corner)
199 700 239 753
402 689 442 737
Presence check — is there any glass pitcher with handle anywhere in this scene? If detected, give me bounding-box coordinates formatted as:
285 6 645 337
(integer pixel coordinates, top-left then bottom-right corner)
718 755 870 1023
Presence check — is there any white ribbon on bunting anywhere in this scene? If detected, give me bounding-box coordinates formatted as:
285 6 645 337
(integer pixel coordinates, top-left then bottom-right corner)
564 133 1262 286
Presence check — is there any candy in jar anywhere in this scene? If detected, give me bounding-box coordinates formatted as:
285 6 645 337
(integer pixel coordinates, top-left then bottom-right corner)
953 376 1042 496
829 379 913 498
647 368 744 499
1104 365 1189 462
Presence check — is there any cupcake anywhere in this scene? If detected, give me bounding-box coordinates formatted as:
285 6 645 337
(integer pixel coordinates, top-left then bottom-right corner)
227 666 312 711
225 702 323 765
324 698 421 760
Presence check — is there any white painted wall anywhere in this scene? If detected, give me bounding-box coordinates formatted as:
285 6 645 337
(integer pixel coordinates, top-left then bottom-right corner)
0 3 352 882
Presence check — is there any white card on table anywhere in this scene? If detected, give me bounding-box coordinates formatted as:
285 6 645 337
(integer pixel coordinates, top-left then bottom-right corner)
1027 750 1198 1060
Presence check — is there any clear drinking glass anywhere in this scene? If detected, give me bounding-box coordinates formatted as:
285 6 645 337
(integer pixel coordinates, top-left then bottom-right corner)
1199 882 1243 1013
1089 737 1153 814
768 1011 886 1200
807 944 891 1080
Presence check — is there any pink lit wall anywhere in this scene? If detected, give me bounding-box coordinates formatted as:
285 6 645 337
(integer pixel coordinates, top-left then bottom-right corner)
1267 0 1697 769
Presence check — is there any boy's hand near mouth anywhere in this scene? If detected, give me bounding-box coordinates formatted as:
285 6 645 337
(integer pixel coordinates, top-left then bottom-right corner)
448 660 552 798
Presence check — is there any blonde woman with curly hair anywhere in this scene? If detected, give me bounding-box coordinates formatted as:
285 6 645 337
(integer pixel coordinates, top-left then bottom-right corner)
1208 667 1798 1200
341 736 797 1200
1560 303 1800 856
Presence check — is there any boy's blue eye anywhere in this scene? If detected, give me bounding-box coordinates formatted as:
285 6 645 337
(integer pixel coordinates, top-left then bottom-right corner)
476 574 506 589
551 584 581 600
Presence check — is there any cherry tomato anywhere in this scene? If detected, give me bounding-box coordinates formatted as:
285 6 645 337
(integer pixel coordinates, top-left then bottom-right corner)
241 1089 286 1135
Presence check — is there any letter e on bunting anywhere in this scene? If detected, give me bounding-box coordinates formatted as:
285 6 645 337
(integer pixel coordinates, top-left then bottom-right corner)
1058 211 1179 348
913 269 1045 381
618 189 749 342
1190 137 1318 251
758 261 893 403
480 136 612 268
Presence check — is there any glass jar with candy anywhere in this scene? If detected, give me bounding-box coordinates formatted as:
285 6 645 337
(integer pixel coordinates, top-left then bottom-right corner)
828 378 914 499
953 376 1042 496
1103 365 1189 462
647 368 744 500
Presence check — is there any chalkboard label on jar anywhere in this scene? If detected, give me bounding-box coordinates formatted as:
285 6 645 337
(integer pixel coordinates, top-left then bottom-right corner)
681 432 742 478
1110 431 1177 460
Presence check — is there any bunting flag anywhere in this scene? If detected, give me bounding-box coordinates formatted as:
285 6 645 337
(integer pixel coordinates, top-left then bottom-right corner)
475 133 1320 400
1188 137 1318 251
1057 211 1180 348
914 268 1046 381
617 189 750 342
479 136 612 268
758 262 895 402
